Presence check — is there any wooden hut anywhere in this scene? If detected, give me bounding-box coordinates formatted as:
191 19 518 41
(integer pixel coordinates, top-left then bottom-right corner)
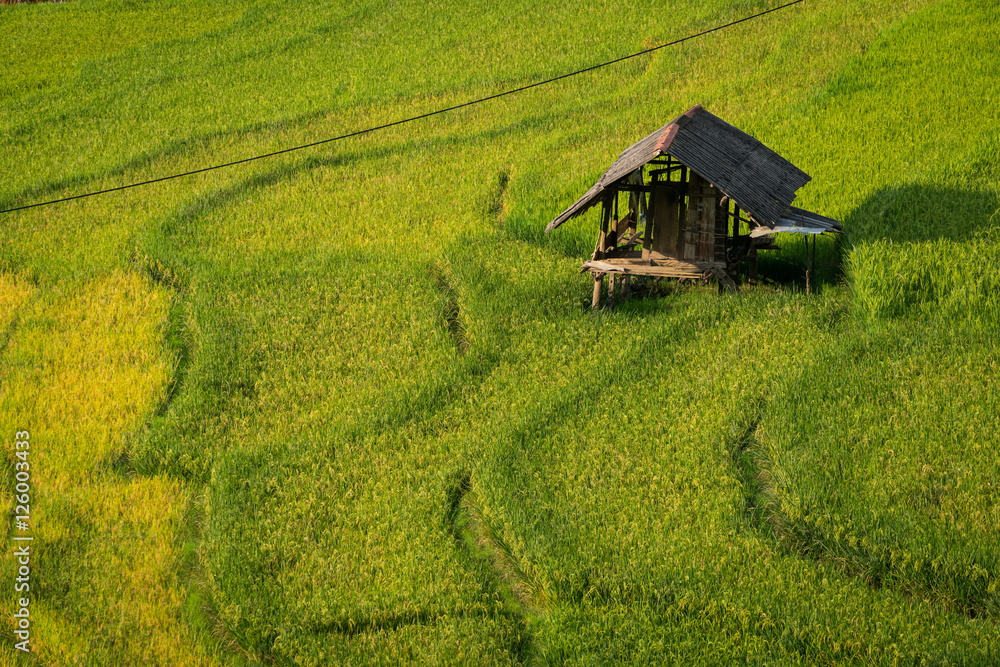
545 104 842 306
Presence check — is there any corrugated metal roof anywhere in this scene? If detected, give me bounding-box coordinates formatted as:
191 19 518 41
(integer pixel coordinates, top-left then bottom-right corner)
749 205 844 237
545 105 815 232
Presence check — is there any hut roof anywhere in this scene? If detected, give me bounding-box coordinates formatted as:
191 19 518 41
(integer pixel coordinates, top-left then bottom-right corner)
546 105 828 233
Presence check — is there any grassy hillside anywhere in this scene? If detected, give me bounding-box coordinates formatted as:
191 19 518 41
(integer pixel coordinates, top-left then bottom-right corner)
2 0 998 664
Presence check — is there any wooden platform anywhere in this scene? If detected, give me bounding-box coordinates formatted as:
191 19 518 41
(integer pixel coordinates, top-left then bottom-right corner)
581 256 724 279
583 255 738 301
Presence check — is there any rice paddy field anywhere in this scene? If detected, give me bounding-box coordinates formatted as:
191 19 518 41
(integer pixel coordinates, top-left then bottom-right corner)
1 0 999 664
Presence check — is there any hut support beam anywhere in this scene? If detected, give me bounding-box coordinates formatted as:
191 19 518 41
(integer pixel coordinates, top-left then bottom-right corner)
599 197 612 258
643 174 656 262
812 234 819 280
728 203 741 283
806 234 816 294
712 267 739 295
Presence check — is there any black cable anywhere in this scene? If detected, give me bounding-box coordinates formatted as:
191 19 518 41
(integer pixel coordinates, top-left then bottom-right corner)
1 0 804 216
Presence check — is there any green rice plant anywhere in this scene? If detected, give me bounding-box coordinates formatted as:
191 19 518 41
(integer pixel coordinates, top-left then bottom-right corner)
3 0 1000 663
850 230 1000 326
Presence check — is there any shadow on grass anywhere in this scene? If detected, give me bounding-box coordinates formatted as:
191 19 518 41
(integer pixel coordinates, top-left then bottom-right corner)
840 183 1000 324
842 182 1000 245
755 233 844 293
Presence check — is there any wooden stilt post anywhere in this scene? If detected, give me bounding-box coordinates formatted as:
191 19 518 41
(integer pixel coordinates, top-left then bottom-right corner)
805 235 813 295
599 197 612 258
607 274 617 310
729 204 741 284
677 166 688 260
622 274 631 301
812 234 818 289
590 197 614 309
643 173 656 262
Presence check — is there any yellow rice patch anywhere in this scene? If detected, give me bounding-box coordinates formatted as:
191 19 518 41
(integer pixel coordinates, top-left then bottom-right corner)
0 272 223 665
0 273 35 334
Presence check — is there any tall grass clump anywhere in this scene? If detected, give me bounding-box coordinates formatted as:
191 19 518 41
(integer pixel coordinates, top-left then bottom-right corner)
850 229 1000 326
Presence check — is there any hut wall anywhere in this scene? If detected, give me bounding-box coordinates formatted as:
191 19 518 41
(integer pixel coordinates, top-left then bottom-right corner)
650 185 680 257
684 172 719 262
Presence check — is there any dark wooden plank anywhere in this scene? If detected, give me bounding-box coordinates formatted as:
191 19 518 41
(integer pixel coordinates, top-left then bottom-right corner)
714 194 728 263
598 198 612 259
651 186 680 258
643 172 657 261
711 267 740 295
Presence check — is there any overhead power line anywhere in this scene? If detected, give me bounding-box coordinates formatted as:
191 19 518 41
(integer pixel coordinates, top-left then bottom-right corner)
1 0 804 216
